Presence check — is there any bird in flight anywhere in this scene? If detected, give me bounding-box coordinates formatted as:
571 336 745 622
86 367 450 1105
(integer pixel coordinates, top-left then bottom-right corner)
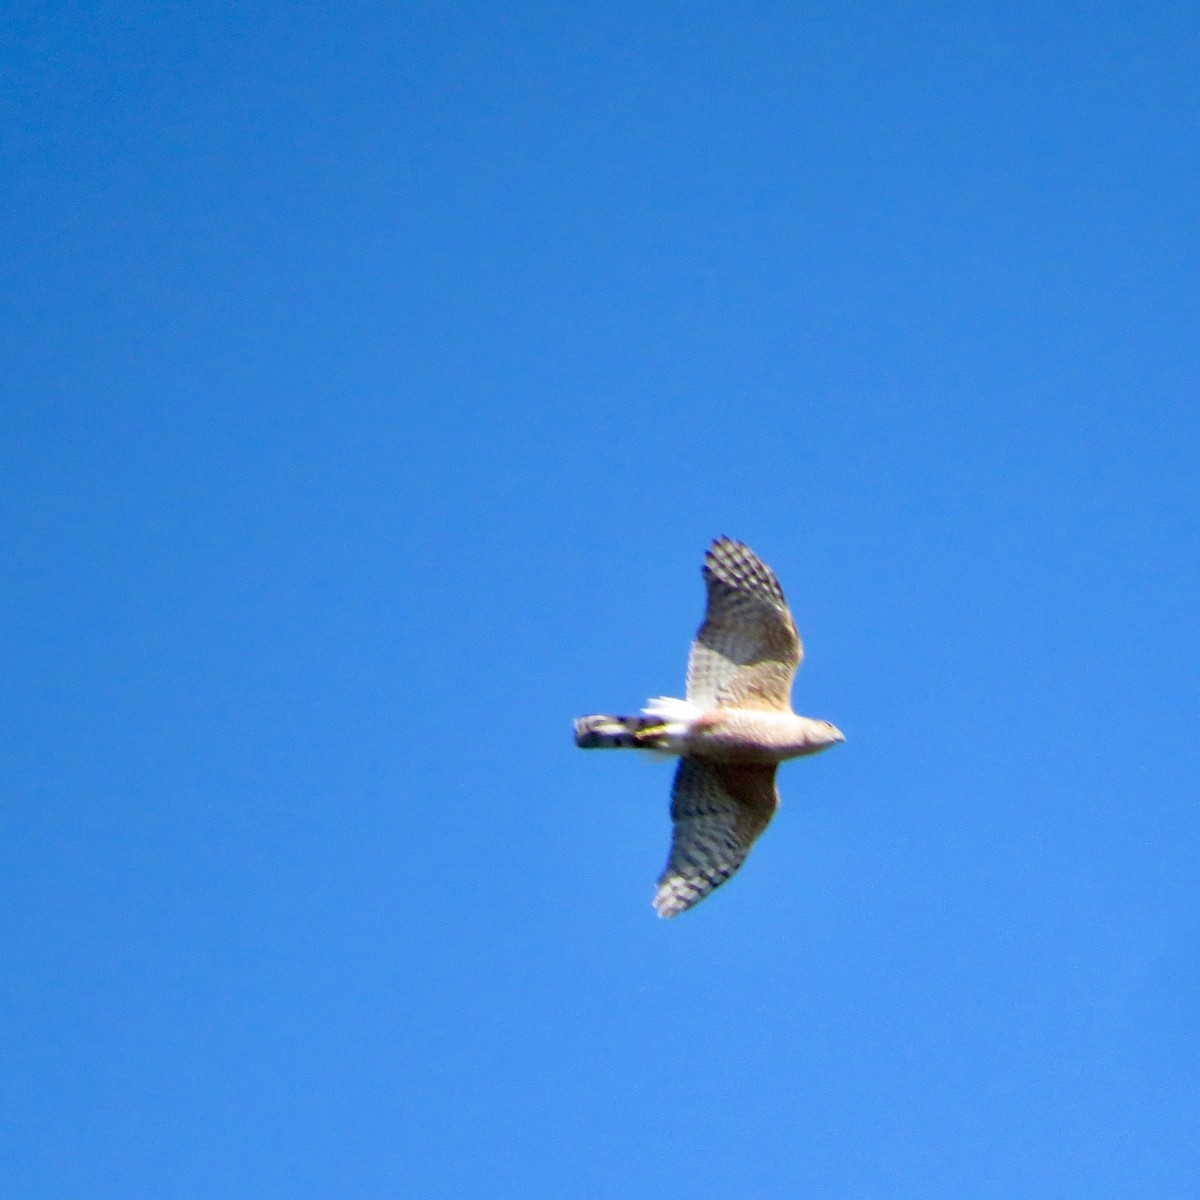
575 537 844 918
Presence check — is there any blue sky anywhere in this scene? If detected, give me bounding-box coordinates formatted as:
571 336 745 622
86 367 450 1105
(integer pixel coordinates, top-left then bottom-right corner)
3 1 1199 1196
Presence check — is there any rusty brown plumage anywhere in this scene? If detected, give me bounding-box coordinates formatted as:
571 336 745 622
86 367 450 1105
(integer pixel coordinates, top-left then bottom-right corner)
575 537 843 918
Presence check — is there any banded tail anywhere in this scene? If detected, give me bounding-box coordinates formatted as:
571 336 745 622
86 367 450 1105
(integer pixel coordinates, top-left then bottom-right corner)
574 714 672 750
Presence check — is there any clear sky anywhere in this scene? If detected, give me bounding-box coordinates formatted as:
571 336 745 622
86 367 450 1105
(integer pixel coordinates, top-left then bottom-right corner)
4 2 1199 1196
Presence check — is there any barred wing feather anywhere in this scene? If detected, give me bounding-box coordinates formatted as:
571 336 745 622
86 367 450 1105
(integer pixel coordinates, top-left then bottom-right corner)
685 537 803 712
654 758 780 917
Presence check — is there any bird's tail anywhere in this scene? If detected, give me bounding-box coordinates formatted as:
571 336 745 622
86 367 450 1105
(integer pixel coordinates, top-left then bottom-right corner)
574 714 672 750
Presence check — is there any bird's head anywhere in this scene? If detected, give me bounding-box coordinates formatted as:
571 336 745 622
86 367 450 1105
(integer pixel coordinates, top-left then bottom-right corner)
817 720 845 747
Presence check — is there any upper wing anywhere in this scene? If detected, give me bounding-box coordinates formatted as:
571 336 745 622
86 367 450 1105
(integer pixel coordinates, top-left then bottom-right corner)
654 757 780 918
685 537 803 711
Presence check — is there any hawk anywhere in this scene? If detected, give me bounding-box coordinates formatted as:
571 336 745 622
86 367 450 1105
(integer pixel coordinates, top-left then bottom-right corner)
575 537 844 918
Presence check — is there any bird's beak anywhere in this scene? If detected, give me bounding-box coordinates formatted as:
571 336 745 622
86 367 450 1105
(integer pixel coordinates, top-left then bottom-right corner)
830 725 846 744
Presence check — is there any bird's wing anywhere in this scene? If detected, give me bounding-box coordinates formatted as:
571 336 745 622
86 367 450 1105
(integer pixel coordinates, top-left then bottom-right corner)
654 758 779 918
685 537 803 711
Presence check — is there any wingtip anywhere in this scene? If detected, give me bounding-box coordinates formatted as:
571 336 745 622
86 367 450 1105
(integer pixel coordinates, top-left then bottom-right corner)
652 877 697 919
704 534 742 574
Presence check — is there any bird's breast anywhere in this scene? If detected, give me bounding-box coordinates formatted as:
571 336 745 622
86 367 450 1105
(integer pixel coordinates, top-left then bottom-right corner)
684 709 831 763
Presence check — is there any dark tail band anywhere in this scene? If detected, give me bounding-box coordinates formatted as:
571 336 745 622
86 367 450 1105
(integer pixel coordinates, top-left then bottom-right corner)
574 714 669 749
